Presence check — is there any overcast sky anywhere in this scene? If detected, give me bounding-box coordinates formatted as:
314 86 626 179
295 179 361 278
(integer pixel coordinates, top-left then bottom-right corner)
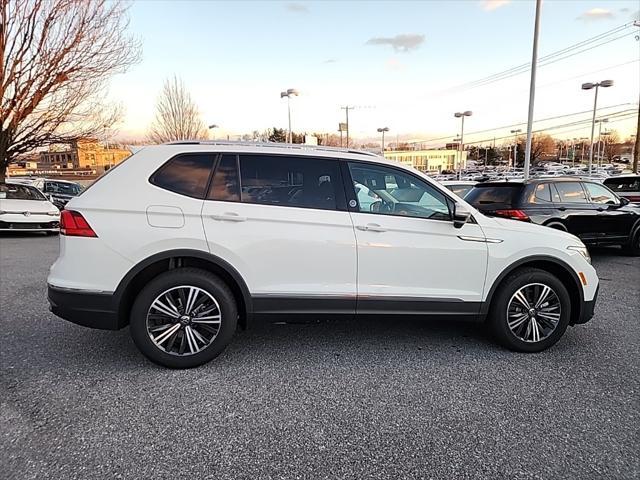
110 0 640 145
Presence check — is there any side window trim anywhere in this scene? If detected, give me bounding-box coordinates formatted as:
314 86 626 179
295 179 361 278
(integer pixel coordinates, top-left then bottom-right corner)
206 153 240 203
343 159 454 222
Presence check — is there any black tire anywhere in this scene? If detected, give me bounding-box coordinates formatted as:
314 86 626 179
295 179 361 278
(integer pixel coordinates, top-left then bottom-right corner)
488 267 572 352
621 227 640 256
130 268 237 368
545 222 567 232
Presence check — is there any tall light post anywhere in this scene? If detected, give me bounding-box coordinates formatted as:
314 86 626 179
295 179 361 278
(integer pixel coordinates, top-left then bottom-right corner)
523 0 542 180
280 88 299 143
582 80 614 176
208 124 219 141
595 118 609 167
454 111 472 179
510 129 522 171
377 127 389 153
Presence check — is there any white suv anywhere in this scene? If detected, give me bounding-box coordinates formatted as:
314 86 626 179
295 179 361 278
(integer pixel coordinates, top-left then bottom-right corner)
48 142 599 368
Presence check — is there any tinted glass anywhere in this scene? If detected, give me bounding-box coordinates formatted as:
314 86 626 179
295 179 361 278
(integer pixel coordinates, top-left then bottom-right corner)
584 182 618 205
465 184 523 207
529 183 552 203
447 184 474 198
0 183 46 201
348 163 450 221
150 154 214 199
604 176 640 192
44 181 82 196
208 154 240 201
554 182 587 203
239 155 339 210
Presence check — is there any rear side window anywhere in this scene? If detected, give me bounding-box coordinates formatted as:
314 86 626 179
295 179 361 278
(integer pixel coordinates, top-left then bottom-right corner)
465 185 522 207
150 154 214 199
554 182 587 203
604 177 640 192
208 154 240 201
239 154 340 210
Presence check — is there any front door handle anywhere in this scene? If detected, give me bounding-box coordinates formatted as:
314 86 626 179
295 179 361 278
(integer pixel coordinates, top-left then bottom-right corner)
356 223 387 232
211 213 247 222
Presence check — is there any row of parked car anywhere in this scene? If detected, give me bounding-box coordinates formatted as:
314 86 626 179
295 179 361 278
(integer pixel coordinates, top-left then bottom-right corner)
442 174 640 255
0 178 83 233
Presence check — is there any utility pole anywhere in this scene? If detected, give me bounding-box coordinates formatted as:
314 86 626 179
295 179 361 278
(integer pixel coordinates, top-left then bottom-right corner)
523 0 541 180
341 106 353 148
634 100 640 174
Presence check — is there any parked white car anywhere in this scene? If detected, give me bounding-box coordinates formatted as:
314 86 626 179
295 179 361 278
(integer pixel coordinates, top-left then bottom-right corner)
0 181 60 234
48 142 599 368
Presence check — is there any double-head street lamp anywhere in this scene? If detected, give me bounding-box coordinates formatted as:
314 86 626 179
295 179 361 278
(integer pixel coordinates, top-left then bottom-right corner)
582 80 613 175
208 124 219 140
510 129 522 170
280 88 299 143
454 111 472 179
377 127 389 153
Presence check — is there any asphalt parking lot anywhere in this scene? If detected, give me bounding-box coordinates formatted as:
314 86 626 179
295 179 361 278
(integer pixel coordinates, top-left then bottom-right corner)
1 234 639 480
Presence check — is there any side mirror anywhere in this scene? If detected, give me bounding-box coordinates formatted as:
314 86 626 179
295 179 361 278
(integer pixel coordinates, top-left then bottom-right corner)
453 203 472 229
619 197 630 206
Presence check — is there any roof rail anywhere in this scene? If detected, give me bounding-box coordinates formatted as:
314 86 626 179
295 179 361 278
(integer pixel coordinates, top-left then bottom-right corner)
165 140 380 157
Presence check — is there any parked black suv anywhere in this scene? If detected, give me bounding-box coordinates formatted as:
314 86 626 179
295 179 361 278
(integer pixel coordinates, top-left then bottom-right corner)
465 178 640 255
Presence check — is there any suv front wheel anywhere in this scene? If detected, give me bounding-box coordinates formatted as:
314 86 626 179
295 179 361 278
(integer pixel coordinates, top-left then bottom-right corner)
488 268 571 352
130 268 237 368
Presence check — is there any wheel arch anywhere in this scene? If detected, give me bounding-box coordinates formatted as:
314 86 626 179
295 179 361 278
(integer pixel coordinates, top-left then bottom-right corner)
481 255 584 326
113 249 252 329
543 220 568 231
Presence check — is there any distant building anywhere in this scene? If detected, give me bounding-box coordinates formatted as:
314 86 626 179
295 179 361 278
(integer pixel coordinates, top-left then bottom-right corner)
383 149 467 173
38 139 131 170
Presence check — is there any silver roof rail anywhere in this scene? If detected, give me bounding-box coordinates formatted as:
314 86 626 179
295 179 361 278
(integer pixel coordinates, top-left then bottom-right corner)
165 140 379 157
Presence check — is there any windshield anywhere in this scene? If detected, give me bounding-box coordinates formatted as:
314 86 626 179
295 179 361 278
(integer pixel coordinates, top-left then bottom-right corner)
45 181 82 196
0 183 47 201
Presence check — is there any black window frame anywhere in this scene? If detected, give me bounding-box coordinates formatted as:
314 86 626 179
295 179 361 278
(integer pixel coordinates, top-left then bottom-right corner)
149 152 217 200
205 153 347 212
341 159 456 222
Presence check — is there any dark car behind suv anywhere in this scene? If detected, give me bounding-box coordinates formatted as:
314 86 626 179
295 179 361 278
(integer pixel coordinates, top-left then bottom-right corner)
465 178 640 255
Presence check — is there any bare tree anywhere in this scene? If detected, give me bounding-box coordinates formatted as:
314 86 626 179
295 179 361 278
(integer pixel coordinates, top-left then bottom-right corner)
0 0 141 180
147 76 208 143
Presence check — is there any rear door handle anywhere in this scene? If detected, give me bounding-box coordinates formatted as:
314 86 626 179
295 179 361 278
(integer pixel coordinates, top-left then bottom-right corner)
211 213 247 222
356 223 387 232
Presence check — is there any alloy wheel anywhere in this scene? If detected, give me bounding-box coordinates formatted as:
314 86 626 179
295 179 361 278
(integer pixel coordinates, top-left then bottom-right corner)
506 283 561 343
146 285 222 356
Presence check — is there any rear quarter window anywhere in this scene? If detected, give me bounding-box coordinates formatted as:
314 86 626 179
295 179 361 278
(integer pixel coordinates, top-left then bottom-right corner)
150 153 215 199
465 185 523 207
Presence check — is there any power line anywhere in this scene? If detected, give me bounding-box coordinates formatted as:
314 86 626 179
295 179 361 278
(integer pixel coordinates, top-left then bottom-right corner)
408 103 636 146
443 22 637 93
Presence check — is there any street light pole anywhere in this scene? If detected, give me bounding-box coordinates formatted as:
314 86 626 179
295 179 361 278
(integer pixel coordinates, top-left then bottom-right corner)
454 111 472 179
523 0 542 180
510 129 522 171
280 88 299 143
377 127 389 153
208 124 219 141
582 80 613 176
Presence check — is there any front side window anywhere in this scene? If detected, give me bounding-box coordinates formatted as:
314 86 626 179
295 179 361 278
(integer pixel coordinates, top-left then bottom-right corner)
583 182 618 205
239 155 339 210
150 154 214 199
348 163 450 221
554 182 587 203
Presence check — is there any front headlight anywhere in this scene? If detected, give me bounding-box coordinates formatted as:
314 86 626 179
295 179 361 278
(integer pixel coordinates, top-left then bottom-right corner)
567 245 591 264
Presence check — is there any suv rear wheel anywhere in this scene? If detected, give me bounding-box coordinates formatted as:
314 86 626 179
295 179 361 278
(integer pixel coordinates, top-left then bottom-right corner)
488 268 571 352
130 268 237 368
